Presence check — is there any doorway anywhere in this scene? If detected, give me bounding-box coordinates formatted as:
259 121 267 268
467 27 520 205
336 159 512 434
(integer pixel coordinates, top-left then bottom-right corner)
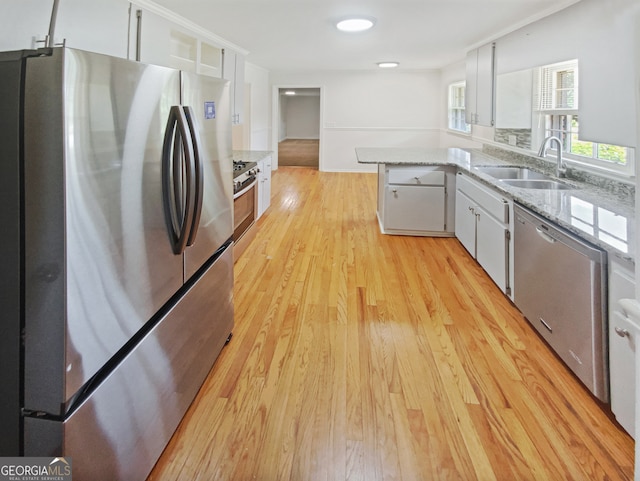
277 88 320 168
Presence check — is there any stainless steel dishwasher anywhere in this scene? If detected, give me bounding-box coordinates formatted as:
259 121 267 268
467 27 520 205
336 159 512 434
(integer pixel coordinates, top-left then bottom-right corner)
513 204 608 402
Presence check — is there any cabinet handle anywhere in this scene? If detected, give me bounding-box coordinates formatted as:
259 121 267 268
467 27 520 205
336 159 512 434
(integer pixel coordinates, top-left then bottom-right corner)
468 206 475 214
615 326 630 338
392 189 397 193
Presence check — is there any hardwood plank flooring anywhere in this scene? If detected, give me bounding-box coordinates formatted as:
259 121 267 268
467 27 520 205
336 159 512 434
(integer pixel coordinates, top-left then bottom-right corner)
278 139 319 167
147 167 634 481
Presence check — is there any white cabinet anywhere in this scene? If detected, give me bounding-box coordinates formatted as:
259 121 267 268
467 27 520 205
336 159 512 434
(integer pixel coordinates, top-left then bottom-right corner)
455 172 511 295
385 186 445 232
223 49 245 124
377 165 455 237
0 0 130 58
608 256 636 437
128 4 222 76
55 0 131 59
0 1 51 51
465 42 495 127
256 155 272 219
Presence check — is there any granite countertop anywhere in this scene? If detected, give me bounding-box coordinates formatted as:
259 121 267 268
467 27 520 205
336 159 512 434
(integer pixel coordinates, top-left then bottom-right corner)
356 147 636 264
233 150 273 163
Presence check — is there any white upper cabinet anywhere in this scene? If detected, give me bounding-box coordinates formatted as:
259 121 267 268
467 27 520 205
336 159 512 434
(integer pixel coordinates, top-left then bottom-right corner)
223 49 245 124
465 42 495 127
0 0 130 58
0 1 53 51
128 5 173 66
55 0 131 59
129 3 222 77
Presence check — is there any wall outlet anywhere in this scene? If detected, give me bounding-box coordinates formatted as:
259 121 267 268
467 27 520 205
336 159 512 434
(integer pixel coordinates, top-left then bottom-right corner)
508 135 517 146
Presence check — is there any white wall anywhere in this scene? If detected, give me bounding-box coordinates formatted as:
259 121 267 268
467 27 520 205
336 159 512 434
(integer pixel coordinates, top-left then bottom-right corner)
271 69 442 172
283 95 320 140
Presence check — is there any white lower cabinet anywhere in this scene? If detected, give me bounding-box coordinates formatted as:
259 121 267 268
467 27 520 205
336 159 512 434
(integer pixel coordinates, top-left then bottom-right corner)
455 172 512 295
384 185 445 231
608 256 636 437
256 155 272 219
377 165 455 236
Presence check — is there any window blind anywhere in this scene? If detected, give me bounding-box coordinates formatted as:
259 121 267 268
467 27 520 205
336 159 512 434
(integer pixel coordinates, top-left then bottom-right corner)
533 59 578 112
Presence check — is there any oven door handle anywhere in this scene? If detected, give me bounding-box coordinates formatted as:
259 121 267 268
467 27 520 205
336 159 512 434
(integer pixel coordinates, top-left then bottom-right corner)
233 178 257 200
183 106 203 246
162 105 196 255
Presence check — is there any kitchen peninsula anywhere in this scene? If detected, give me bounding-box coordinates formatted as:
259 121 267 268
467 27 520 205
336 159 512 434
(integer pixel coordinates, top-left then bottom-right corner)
356 146 635 263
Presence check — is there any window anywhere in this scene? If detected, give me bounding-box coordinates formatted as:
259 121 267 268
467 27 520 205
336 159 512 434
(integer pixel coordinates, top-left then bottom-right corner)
448 82 470 133
533 60 634 175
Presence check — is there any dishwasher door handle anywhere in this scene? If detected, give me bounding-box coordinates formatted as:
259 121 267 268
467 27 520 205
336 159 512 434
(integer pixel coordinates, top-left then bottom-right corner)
535 226 556 244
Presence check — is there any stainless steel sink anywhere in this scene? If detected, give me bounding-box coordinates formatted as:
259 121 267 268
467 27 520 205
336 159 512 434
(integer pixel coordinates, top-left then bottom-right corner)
499 179 573 190
474 166 550 180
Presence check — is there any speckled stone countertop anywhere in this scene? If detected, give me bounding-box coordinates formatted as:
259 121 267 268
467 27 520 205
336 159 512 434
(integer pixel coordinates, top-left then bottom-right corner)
233 150 272 163
356 147 635 264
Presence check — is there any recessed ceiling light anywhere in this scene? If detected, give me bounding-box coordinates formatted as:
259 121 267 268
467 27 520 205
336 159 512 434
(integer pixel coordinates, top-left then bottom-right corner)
377 61 399 68
284 90 296 96
336 17 375 32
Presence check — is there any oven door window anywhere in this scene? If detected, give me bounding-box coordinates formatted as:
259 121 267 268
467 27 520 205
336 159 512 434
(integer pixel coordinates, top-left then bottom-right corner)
234 184 256 241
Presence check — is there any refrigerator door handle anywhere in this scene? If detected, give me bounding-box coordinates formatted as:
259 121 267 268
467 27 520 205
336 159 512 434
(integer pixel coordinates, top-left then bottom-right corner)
183 106 203 246
162 106 196 255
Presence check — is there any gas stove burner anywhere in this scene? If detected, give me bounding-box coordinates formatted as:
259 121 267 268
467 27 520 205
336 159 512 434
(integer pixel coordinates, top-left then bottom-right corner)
232 160 257 179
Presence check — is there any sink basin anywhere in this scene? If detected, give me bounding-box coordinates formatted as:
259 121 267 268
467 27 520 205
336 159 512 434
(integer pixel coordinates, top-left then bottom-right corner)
499 179 573 190
474 166 550 180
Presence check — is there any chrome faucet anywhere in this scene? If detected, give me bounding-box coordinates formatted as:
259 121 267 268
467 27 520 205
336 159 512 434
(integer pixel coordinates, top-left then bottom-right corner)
537 136 566 178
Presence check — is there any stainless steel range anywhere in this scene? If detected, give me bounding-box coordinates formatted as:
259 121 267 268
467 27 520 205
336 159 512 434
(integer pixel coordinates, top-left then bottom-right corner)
233 160 258 195
233 160 258 251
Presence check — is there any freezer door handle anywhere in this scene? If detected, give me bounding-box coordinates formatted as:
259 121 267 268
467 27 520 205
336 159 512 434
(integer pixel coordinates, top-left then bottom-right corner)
183 106 203 246
162 106 196 255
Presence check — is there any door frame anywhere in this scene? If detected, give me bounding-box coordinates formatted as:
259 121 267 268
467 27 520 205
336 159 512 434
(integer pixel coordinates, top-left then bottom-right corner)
271 85 324 171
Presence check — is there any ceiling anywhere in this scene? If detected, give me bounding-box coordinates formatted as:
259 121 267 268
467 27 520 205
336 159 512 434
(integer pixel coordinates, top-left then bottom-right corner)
152 0 580 71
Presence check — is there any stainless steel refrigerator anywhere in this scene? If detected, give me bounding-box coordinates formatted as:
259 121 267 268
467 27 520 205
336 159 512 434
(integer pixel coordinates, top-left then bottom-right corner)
0 47 234 480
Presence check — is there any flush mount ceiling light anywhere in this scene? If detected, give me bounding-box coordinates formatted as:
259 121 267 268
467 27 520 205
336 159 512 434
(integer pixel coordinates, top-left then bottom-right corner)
336 17 376 32
377 61 399 68
284 90 296 95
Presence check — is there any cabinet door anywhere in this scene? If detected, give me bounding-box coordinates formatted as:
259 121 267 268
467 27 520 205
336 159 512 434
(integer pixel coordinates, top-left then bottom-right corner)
128 6 172 66
464 49 478 125
223 50 245 124
256 158 271 219
261 156 272 216
465 43 495 126
0 1 54 51
475 42 495 127
384 186 445 232
609 311 636 437
454 189 476 257
56 0 131 59
476 207 508 292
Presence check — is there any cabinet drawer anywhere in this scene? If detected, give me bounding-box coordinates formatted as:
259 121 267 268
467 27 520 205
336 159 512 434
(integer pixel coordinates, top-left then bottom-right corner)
457 173 508 223
388 167 445 186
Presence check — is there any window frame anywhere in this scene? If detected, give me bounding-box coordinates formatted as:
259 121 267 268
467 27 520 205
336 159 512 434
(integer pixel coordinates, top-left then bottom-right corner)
533 61 635 177
447 81 471 134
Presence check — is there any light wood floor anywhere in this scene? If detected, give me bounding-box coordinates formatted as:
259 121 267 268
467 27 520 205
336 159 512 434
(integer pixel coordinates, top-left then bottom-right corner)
278 139 319 167
148 167 634 481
